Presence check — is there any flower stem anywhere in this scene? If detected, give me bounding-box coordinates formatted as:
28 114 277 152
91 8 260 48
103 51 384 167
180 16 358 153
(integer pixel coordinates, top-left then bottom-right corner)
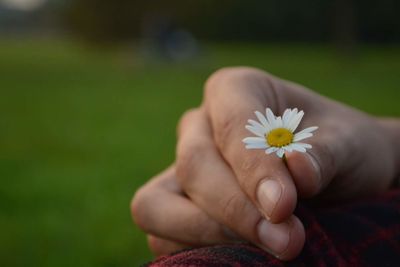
282 154 287 165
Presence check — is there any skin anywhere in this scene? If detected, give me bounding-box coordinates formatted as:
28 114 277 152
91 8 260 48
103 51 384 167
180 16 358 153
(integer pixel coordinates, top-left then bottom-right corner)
131 67 400 260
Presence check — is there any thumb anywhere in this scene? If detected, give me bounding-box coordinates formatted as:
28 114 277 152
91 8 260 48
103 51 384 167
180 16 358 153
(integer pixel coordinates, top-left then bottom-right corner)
285 130 343 198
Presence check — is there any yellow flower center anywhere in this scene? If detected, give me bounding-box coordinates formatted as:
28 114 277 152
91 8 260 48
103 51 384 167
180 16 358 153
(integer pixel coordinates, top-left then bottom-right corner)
266 128 294 147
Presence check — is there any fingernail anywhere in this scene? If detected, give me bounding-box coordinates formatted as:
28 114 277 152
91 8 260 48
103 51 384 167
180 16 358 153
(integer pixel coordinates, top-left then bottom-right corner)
257 179 282 218
258 219 290 255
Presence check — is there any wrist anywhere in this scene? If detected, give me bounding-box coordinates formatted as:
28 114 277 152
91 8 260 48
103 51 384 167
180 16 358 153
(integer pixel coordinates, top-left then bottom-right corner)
377 117 400 184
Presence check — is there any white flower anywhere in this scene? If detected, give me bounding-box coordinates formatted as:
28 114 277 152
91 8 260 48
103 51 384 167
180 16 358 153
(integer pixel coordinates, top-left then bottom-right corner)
242 108 318 158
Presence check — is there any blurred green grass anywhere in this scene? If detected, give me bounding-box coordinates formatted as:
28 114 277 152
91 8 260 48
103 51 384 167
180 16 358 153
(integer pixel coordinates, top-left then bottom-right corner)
0 39 399 267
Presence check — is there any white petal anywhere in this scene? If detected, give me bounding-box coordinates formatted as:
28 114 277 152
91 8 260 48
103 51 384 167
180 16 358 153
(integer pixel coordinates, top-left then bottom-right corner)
246 143 268 149
282 109 292 125
275 116 283 128
287 110 304 132
284 110 297 129
276 148 285 158
266 108 277 127
242 137 266 144
249 120 271 133
265 147 278 154
247 119 262 127
293 132 313 142
296 142 312 149
296 126 318 135
285 145 294 152
288 110 304 131
245 125 265 137
289 143 307 153
255 111 269 128
282 108 296 127
247 119 269 132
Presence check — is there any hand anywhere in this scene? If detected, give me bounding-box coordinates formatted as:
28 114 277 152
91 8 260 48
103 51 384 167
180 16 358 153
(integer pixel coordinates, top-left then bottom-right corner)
131 67 399 260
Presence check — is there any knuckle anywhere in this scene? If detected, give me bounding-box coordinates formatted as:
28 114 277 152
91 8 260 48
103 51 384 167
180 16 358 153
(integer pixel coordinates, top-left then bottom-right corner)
130 186 151 231
204 66 268 99
175 142 204 187
204 67 237 97
177 108 200 136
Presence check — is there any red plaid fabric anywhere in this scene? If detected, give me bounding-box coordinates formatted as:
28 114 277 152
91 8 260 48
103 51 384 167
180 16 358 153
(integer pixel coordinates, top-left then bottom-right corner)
146 188 400 267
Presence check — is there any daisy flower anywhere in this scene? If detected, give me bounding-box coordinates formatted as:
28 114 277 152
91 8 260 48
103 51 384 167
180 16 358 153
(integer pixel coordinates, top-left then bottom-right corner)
242 108 318 158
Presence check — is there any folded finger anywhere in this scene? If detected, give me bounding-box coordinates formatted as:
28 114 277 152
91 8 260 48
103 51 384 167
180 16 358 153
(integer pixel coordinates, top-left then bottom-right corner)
131 166 231 246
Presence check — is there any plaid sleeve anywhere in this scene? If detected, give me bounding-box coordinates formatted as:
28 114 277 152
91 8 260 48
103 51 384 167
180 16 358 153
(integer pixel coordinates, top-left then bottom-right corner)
145 188 400 267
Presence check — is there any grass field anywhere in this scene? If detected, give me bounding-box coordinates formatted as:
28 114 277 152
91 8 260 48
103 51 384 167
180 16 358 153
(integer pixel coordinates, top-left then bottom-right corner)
1 39 399 267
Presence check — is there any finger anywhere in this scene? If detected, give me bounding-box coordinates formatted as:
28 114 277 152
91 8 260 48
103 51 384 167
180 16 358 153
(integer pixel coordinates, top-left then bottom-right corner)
203 67 297 223
258 215 305 260
176 108 305 260
131 166 231 246
147 235 189 257
285 121 355 199
285 151 323 198
276 90 353 198
285 134 336 198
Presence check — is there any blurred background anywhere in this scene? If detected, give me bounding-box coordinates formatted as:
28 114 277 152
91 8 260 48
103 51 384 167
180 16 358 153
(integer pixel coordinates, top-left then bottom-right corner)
1 0 400 266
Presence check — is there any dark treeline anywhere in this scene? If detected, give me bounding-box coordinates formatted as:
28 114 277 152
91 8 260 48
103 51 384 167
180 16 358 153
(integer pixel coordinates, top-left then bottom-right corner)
64 0 400 44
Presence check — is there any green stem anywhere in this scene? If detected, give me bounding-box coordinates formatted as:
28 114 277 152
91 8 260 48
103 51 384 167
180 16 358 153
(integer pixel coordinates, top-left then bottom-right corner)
282 153 288 165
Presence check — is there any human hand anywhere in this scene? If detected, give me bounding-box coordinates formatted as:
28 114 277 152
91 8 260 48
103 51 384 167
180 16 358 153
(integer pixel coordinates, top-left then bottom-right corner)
131 67 399 260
